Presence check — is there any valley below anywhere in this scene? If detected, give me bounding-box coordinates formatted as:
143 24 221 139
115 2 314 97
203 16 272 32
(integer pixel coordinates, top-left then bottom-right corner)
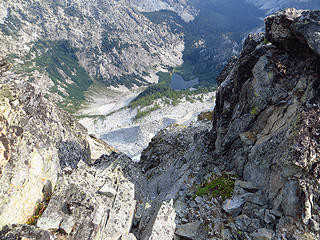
78 85 215 161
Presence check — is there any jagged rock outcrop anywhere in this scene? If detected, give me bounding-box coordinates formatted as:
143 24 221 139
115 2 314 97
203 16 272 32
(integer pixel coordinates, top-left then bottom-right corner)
0 80 88 227
0 152 146 240
0 84 215 238
210 8 320 238
139 123 212 201
36 152 146 240
0 70 115 233
0 225 56 240
0 82 213 239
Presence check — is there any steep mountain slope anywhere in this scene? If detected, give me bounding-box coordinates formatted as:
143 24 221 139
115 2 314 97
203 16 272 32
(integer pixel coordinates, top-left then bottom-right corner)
131 8 320 239
0 0 183 111
1 8 320 240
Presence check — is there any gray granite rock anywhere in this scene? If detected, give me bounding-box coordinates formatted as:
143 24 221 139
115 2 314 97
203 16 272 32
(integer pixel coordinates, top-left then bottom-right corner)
235 214 252 231
241 193 267 206
0 224 56 240
0 82 90 228
141 200 176 240
281 180 301 217
222 197 245 217
236 180 259 191
98 184 117 197
37 153 145 240
175 222 202 239
291 10 320 56
250 228 274 240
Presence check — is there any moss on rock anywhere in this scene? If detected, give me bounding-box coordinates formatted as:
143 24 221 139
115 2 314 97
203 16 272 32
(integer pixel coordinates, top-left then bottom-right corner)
195 174 236 200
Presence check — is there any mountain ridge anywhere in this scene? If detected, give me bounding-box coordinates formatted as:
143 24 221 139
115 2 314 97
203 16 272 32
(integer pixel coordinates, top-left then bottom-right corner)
0 0 184 111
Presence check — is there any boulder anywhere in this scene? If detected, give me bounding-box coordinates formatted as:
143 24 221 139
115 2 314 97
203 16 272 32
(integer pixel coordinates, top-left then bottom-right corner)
120 233 137 240
250 228 274 240
98 184 117 197
235 180 259 192
222 197 245 217
0 57 10 76
175 222 202 239
241 193 267 206
265 8 320 57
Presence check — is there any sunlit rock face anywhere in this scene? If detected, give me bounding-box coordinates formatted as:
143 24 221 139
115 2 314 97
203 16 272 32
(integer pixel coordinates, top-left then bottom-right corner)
0 80 90 227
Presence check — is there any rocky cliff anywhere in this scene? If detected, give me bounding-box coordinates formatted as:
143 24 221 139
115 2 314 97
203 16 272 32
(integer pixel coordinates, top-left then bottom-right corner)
0 72 116 228
210 8 320 239
0 8 320 240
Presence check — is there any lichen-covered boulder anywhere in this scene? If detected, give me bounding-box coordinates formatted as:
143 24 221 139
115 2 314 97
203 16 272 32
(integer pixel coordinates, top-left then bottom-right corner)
0 81 90 227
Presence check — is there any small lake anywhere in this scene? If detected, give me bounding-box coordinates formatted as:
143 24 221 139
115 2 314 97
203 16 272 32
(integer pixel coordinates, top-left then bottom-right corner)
170 73 199 90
